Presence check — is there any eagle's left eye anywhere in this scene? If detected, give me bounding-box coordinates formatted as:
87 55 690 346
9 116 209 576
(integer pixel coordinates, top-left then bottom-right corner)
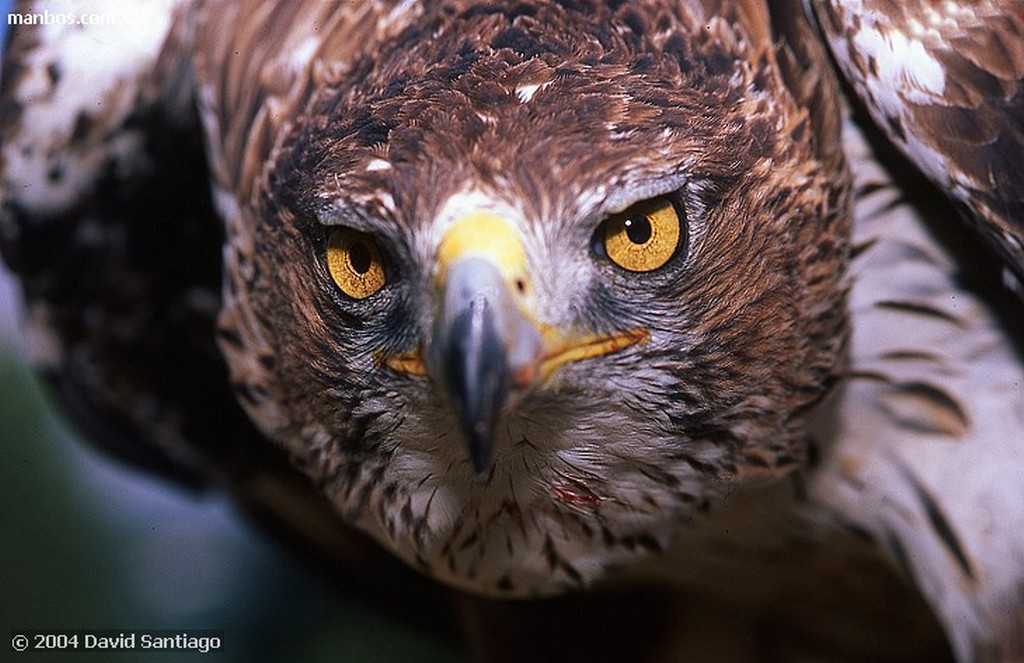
599 196 685 272
326 227 387 299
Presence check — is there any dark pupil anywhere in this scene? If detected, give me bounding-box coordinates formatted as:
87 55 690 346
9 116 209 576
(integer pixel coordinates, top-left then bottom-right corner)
624 216 652 244
348 242 372 274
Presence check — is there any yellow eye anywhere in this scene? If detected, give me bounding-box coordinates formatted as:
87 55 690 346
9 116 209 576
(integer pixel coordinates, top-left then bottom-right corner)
602 197 684 272
326 227 387 299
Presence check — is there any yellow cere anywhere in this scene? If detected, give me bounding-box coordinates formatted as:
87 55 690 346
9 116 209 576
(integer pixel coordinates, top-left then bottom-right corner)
435 211 530 286
326 226 387 299
603 197 681 272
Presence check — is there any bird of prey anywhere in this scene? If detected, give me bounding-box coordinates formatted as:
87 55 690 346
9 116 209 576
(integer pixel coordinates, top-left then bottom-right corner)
1 1 1021 660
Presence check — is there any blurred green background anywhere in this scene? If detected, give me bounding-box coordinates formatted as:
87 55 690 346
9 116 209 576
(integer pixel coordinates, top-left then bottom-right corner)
0 4 463 661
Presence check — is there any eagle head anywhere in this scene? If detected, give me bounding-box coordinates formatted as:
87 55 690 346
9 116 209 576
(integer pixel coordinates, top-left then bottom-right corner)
219 1 850 595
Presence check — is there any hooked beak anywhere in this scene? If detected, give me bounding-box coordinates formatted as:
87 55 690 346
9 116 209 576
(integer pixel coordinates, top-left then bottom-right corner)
427 212 541 477
429 256 540 475
383 210 649 477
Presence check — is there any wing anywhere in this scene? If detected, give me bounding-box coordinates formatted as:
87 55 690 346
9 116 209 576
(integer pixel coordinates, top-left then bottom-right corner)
812 1 1024 287
807 114 1024 662
806 3 1024 657
0 0 218 485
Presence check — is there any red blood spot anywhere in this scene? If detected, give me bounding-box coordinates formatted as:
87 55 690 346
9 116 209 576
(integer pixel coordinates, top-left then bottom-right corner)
550 479 602 510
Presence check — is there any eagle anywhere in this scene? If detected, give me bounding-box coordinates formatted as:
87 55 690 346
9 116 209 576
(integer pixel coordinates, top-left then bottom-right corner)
1 1 1021 660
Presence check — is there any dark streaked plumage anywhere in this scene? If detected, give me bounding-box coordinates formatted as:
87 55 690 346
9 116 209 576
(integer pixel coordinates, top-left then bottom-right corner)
1 1 1021 660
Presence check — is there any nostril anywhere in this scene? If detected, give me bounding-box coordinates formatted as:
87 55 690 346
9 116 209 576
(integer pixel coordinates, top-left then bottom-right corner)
515 278 527 294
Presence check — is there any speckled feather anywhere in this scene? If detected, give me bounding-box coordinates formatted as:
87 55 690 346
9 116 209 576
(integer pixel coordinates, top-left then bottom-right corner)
0 1 1022 660
812 0 1024 287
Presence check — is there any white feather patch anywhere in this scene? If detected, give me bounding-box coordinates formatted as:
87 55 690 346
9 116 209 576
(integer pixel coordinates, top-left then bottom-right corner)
851 23 946 104
515 81 549 104
0 0 187 216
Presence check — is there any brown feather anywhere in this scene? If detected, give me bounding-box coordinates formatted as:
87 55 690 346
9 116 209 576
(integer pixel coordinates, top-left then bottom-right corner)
813 0 1024 284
